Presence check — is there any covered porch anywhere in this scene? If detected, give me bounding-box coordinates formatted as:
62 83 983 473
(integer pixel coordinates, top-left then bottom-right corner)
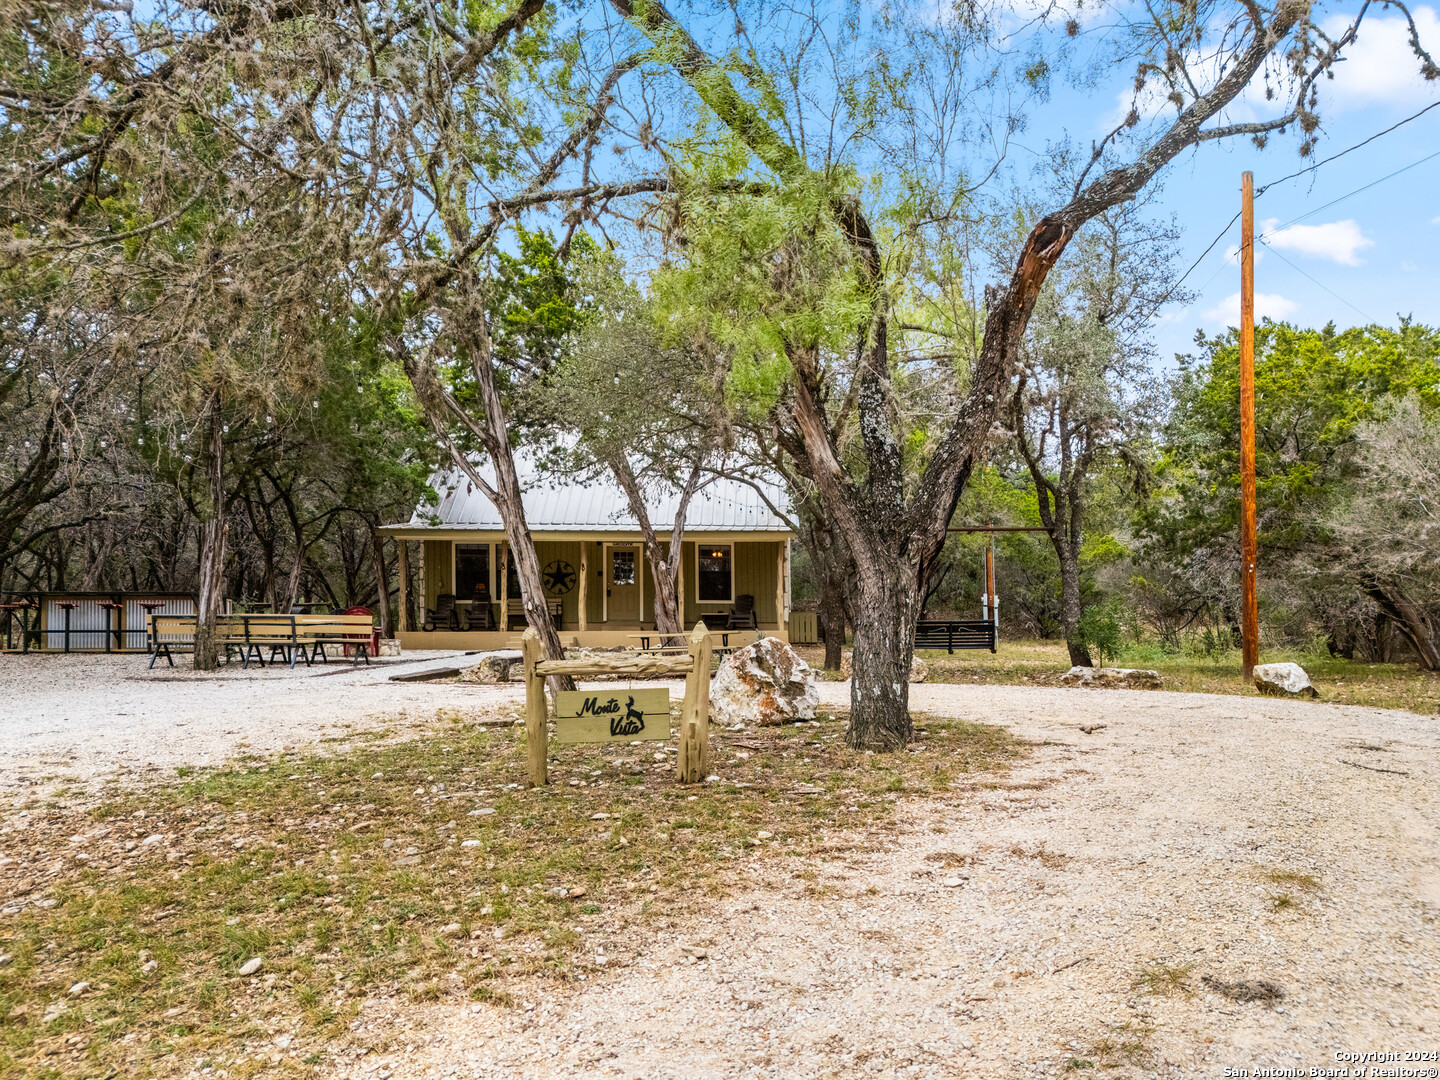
383 531 792 651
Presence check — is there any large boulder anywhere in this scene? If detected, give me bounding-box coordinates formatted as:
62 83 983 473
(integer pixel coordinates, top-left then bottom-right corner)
710 637 818 726
1059 666 1163 690
838 652 928 683
1253 662 1318 698
458 650 522 684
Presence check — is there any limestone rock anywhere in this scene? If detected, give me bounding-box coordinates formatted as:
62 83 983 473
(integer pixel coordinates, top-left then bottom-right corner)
1253 662 1318 698
1059 666 1163 690
458 650 522 684
838 653 929 683
378 638 402 657
710 637 818 727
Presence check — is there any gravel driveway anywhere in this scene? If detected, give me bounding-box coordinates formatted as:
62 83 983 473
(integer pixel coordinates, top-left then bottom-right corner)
0 651 520 798
3 657 1437 1077
333 682 1440 1080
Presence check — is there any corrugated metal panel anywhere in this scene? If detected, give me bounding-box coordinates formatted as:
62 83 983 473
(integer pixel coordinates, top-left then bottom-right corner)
408 456 790 532
125 597 193 650
44 598 109 650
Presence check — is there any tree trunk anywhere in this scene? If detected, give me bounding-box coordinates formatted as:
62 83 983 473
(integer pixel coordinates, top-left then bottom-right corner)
793 507 854 672
194 394 226 670
847 552 918 750
371 524 393 637
817 570 848 672
1058 542 1092 667
396 317 575 694
1365 578 1440 671
607 456 702 639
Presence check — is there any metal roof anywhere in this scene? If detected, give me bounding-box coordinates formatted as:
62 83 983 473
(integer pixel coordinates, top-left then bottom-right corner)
391 457 792 533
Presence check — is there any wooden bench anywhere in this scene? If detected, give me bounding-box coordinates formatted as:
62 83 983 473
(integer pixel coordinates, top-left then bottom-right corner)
293 614 375 666
147 613 375 668
627 630 737 653
503 598 562 631
149 614 197 667
222 614 303 668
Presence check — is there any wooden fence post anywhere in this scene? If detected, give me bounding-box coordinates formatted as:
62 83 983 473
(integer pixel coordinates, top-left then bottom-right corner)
522 627 548 787
677 620 712 783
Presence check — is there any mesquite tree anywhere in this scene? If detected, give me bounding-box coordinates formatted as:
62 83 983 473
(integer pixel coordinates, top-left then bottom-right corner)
543 252 732 637
1 0 355 666
1007 205 1174 666
589 0 1435 748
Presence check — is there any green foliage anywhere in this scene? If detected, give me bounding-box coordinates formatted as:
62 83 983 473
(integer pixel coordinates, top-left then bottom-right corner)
648 144 874 419
1077 599 1125 665
1144 320 1440 556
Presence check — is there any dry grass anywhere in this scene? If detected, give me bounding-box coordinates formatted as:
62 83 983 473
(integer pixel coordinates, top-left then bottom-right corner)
1200 975 1285 1004
0 706 1024 1079
1262 868 1320 892
1082 1018 1155 1070
797 639 1440 714
1135 961 1194 997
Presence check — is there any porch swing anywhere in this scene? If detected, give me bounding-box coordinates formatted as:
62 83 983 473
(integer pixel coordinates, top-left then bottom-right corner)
912 525 1044 653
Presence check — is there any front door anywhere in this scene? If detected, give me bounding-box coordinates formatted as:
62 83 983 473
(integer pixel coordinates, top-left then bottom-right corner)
607 545 640 622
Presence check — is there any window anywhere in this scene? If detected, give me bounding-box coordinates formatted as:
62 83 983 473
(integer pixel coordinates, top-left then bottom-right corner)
456 544 490 601
611 549 636 585
697 544 732 602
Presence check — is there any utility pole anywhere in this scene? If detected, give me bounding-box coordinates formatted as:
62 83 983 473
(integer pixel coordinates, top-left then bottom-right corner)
1239 171 1260 680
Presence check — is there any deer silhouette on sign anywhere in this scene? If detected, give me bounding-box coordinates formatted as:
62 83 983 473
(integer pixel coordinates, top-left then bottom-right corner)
609 695 646 737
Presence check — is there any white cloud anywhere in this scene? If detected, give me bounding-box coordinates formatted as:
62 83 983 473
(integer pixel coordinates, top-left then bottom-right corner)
1321 7 1440 111
1433 215 1440 225
1260 218 1374 265
1205 291 1299 325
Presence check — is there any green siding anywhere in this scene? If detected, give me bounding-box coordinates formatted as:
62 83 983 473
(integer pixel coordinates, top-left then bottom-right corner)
423 540 451 610
737 541 779 624
535 540 583 626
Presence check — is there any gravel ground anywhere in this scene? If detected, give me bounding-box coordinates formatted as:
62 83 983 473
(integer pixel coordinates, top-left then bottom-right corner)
3 658 1437 1078
0 651 518 799
331 683 1440 1080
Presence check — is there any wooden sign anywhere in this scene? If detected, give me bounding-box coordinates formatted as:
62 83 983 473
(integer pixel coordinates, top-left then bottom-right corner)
554 688 671 744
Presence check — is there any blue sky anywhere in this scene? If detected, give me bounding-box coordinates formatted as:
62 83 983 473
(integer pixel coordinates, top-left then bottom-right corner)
1031 4 1440 365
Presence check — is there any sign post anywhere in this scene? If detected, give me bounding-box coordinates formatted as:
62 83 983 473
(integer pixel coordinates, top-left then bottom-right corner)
521 621 712 787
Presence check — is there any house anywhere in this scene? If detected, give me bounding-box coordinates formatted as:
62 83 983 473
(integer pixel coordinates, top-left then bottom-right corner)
379 461 797 649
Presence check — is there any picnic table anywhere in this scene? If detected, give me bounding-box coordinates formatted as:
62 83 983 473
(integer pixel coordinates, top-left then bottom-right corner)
628 630 736 655
148 613 376 669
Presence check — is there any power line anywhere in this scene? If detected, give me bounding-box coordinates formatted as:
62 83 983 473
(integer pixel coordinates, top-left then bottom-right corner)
1257 238 1380 325
1255 100 1440 198
1162 105 1440 310
1259 147 1440 239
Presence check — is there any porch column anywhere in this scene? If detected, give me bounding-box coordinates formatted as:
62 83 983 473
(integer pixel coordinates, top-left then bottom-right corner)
775 540 787 632
397 540 410 633
578 544 588 631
